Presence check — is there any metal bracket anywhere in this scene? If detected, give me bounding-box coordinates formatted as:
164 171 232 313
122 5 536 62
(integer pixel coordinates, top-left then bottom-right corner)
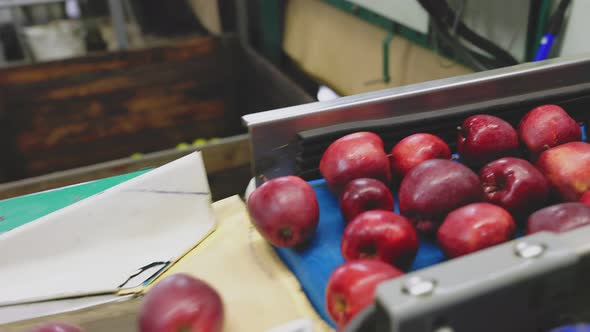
344 229 590 332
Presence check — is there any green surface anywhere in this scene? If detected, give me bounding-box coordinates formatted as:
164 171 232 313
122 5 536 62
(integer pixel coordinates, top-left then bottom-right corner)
0 170 150 234
260 0 284 64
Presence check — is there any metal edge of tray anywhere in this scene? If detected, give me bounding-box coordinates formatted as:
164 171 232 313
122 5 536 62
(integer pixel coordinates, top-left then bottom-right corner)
242 53 590 183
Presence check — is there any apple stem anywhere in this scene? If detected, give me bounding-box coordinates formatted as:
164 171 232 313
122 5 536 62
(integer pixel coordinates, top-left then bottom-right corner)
259 174 269 183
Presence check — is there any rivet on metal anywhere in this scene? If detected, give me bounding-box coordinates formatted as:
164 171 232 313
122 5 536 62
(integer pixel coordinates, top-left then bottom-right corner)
514 242 546 259
402 276 437 297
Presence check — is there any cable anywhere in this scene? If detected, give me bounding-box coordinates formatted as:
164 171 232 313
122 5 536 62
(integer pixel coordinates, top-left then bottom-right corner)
417 0 519 69
424 0 519 66
421 0 490 70
533 0 571 61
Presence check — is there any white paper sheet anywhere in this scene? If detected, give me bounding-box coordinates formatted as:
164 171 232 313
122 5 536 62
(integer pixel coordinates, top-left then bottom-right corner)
0 152 216 321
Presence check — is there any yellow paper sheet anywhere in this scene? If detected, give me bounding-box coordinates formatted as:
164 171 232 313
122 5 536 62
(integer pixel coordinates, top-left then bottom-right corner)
146 196 333 332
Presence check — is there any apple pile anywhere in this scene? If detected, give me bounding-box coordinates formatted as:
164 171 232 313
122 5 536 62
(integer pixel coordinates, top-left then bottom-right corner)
246 104 590 329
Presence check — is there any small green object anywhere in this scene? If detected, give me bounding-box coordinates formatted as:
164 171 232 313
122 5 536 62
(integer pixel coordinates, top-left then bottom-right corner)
130 153 143 160
176 142 190 150
192 138 208 146
0 170 150 234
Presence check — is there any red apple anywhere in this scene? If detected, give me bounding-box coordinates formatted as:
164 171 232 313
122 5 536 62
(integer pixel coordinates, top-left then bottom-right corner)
527 203 590 234
479 157 549 219
518 104 581 159
339 178 394 222
437 203 515 258
580 191 590 207
319 132 391 194
390 133 451 180
399 159 482 233
139 274 223 332
536 142 590 201
341 210 418 270
458 114 519 168
247 176 319 247
31 323 83 332
325 259 403 328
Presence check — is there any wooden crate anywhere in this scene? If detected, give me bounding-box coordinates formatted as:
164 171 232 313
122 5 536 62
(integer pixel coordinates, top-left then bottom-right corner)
0 35 312 182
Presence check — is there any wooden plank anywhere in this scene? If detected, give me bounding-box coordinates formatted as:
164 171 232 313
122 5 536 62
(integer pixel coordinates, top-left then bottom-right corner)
0 36 221 85
0 35 240 179
20 118 236 177
0 134 251 200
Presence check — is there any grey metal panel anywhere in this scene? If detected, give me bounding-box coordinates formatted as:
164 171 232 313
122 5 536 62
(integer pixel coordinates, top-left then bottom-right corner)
108 0 128 51
242 53 590 182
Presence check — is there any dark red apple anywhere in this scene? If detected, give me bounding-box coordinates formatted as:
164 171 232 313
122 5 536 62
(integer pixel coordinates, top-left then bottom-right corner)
319 132 391 194
325 259 403 328
580 191 590 207
437 203 515 258
339 178 394 222
527 203 590 234
479 157 549 218
390 133 451 180
536 142 590 201
139 274 223 332
458 114 519 168
518 104 581 159
31 322 83 332
341 210 418 270
247 176 319 247
398 159 482 233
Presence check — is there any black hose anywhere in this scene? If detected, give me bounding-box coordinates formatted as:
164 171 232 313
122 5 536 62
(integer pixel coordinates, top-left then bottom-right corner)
418 0 520 68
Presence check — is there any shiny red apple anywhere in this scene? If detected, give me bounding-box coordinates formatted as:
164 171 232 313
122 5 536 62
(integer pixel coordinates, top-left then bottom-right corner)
527 203 590 234
518 104 581 159
479 157 549 219
139 273 224 332
325 259 403 328
536 142 590 201
580 191 590 207
341 210 418 270
458 114 519 168
390 133 451 181
437 203 515 258
247 176 319 247
399 159 482 233
319 132 391 194
339 178 394 222
31 322 83 332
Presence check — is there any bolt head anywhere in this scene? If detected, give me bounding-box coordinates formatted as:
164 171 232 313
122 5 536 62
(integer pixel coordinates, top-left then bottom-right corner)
514 242 545 259
402 276 436 297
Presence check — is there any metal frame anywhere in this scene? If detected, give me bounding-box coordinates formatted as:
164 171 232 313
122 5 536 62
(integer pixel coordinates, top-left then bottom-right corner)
0 0 129 63
0 0 63 8
242 53 590 184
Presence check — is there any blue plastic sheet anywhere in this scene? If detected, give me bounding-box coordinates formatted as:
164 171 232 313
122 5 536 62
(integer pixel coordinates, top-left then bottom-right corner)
274 179 445 326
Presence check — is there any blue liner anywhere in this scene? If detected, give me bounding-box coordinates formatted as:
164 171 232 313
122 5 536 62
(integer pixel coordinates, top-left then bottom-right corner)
274 179 445 326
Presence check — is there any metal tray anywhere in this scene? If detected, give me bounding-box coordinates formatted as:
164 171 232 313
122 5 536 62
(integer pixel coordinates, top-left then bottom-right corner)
243 54 590 332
